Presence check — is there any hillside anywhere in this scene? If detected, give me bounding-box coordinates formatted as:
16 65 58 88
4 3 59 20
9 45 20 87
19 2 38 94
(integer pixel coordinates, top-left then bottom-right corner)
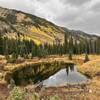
0 6 99 45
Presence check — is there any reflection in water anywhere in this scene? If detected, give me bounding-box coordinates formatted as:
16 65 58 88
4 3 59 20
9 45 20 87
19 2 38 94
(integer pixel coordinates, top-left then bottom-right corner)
66 65 74 75
43 66 88 87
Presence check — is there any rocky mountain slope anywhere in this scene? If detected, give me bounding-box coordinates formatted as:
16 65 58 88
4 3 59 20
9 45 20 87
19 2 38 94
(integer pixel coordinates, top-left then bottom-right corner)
0 6 99 45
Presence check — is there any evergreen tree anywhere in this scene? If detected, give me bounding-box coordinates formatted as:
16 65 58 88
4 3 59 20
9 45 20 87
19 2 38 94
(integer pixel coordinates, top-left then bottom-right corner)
96 37 100 54
64 33 69 54
84 52 89 63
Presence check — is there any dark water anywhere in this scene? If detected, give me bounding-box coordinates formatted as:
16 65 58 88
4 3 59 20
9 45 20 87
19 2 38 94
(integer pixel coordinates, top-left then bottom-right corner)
43 66 88 87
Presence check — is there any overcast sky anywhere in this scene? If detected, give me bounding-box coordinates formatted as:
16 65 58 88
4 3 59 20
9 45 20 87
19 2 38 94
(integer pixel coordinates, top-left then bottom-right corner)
0 0 100 35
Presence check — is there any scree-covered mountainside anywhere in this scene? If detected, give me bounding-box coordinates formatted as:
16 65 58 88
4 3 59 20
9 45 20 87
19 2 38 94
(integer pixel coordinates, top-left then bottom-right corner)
0 6 99 45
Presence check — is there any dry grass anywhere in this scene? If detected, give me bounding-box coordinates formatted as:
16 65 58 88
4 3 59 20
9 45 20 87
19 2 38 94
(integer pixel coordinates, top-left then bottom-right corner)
0 55 5 60
76 56 100 100
0 55 100 100
77 59 100 78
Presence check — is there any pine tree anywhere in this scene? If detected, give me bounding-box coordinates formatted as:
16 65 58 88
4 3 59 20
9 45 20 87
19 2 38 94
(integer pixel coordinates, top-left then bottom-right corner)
68 35 74 54
96 37 100 54
84 52 89 63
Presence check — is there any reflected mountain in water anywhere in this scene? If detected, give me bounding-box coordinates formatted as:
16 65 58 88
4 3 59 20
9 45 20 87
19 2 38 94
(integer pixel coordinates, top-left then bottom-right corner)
43 66 88 87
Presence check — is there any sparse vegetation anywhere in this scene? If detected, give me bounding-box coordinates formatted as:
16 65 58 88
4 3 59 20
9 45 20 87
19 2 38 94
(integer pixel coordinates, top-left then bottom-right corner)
7 86 61 100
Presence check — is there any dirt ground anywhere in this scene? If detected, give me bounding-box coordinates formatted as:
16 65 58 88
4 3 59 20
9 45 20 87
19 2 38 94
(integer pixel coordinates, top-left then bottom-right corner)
0 84 9 100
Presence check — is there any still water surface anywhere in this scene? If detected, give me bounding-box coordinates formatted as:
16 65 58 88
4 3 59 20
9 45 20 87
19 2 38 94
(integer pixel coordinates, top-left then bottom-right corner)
43 66 88 87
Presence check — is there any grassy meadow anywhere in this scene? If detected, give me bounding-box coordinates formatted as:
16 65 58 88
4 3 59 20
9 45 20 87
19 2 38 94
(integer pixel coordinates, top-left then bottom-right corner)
0 54 100 99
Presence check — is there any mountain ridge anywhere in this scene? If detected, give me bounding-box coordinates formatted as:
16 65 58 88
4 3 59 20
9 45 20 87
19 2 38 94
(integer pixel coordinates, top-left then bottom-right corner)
0 6 99 45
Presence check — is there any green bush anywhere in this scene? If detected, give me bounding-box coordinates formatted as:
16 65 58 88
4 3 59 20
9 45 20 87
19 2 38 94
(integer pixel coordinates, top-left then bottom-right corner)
49 95 60 100
8 87 23 100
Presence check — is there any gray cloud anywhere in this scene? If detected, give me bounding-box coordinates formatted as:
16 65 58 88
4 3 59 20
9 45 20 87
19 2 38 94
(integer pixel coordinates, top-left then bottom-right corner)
91 2 100 12
0 0 100 35
62 0 91 6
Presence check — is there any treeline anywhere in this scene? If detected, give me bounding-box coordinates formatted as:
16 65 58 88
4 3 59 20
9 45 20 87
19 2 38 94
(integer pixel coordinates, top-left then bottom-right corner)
64 32 100 55
0 35 64 58
0 32 100 60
